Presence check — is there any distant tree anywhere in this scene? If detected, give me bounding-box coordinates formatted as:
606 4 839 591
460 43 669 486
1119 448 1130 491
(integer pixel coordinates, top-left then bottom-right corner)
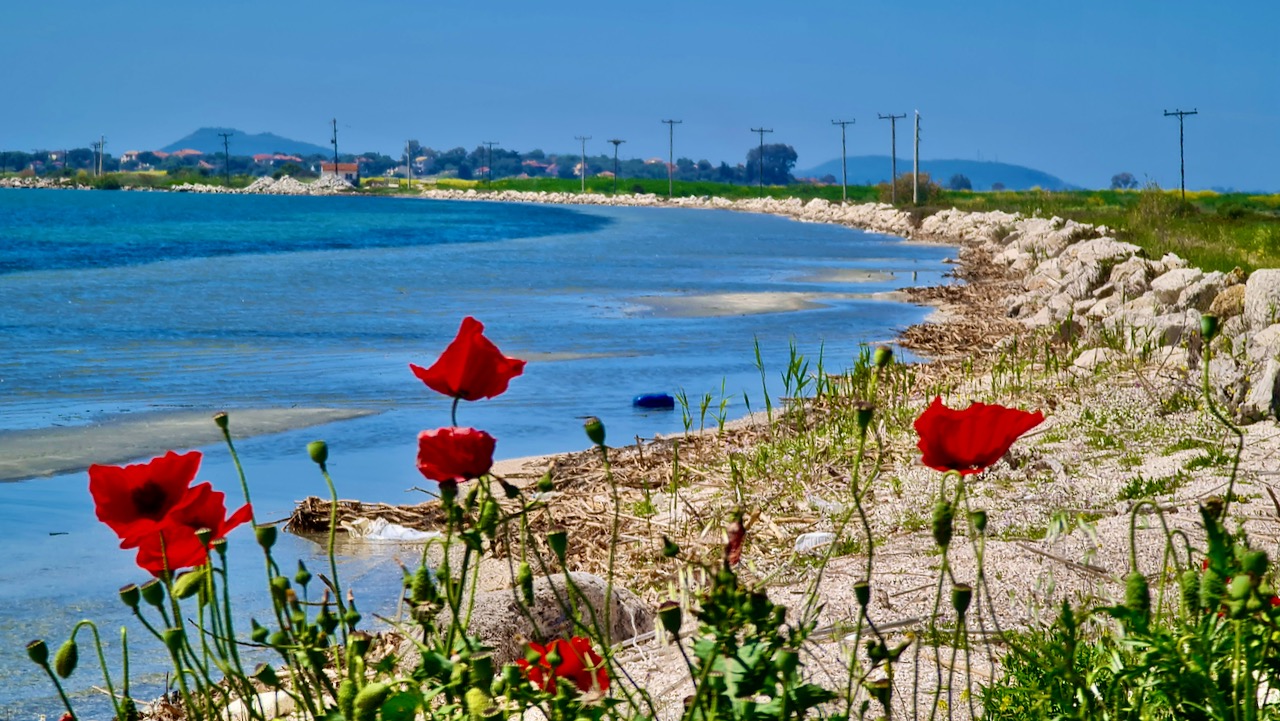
878 172 941 205
1110 172 1139 190
456 163 473 180
696 159 713 173
744 143 798 185
820 174 837 184
991 182 1006 191
555 158 577 179
947 173 973 191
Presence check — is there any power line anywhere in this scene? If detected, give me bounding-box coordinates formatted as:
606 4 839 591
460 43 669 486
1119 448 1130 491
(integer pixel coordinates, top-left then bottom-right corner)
831 119 855 203
877 113 906 203
607 138 625 194
661 119 681 199
483 141 499 187
574 135 591 193
218 131 233 187
1163 108 1198 200
750 127 773 196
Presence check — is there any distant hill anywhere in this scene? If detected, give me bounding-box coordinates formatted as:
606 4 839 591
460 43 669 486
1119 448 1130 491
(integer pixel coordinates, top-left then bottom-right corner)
798 155 1077 191
160 127 331 156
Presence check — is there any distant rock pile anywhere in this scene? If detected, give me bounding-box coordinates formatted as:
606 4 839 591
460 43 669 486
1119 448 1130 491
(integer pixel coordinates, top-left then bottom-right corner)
0 176 84 190
173 175 353 195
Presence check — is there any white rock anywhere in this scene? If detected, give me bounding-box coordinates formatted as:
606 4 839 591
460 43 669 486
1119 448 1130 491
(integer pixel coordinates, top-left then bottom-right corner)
1150 268 1204 306
1247 324 1280 365
1242 358 1280 422
1244 269 1280 330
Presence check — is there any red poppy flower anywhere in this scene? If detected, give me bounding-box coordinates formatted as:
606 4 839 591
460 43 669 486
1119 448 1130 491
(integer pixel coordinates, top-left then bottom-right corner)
89 451 202 542
913 397 1045 476
410 317 526 401
130 482 253 576
416 427 496 484
517 636 609 694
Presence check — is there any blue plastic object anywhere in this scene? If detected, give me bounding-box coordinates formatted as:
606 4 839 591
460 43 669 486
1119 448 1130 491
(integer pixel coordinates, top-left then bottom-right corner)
632 393 676 409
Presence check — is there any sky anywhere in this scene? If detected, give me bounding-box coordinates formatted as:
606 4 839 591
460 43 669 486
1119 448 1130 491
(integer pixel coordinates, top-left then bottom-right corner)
2 1 1277 191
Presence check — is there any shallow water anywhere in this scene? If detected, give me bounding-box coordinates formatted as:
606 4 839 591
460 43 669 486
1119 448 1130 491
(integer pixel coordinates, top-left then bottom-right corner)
0 189 954 716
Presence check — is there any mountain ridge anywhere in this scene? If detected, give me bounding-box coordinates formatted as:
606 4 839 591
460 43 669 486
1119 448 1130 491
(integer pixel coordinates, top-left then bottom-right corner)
160 127 332 156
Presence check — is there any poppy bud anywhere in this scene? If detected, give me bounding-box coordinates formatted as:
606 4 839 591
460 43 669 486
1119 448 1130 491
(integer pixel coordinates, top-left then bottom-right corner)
516 562 534 607
502 663 523 688
213 412 230 431
969 510 988 536
1228 575 1253 602
119 584 141 610
256 525 278 550
853 581 871 609
26 639 49 667
855 402 875 433
583 416 606 446
932 500 954 549
497 476 521 499
464 688 490 720
53 638 78 678
477 499 500 537
873 345 894 370
344 596 362 629
1200 568 1227 610
412 564 437 605
545 646 562 668
250 619 269 644
162 627 185 655
1125 572 1151 624
253 663 281 687
662 536 680 559
951 583 973 618
268 630 288 648
536 472 554 493
173 568 206 600
1202 496 1225 522
547 530 568 563
337 679 357 721
657 601 683 638
295 560 312 588
525 645 543 665
354 682 391 721
1179 569 1200 616
1200 314 1220 343
865 678 892 708
140 579 165 607
471 654 496 688
307 440 328 467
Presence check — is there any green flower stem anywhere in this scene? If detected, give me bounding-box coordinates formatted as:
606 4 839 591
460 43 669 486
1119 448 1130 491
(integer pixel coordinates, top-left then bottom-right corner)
218 423 256 529
71 621 121 721
599 441 620 656
120 627 130 709
39 660 78 721
451 396 460 427
315 462 348 646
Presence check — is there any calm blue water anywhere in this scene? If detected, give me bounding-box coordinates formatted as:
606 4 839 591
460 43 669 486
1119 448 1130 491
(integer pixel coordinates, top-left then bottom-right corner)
0 188 954 716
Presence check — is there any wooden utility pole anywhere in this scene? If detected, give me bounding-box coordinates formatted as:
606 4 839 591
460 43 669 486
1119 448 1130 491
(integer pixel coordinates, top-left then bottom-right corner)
483 141 498 187
831 119 855 203
878 113 905 203
750 127 773 196
330 119 339 174
1163 108 1198 200
218 131 233 186
608 138 625 194
574 135 591 193
661 119 682 199
912 110 920 205
405 140 414 187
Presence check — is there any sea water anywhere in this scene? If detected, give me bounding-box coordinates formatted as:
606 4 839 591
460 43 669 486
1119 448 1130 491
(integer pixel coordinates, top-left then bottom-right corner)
0 188 954 715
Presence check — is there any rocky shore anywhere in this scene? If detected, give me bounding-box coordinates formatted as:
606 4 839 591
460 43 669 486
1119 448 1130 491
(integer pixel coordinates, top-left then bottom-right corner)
0 173 355 195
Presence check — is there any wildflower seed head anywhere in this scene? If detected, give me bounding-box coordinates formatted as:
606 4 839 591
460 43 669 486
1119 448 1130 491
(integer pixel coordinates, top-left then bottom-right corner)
969 510 988 536
213 412 229 431
583 416 607 446
873 345 894 370
253 663 281 687
26 639 49 667
140 578 165 607
662 536 681 559
854 402 875 433
119 583 141 610
162 627 185 655
250 619 269 644
951 583 973 618
547 529 569 563
657 600 683 638
255 525 278 550
853 581 871 609
1200 314 1220 343
295 560 312 588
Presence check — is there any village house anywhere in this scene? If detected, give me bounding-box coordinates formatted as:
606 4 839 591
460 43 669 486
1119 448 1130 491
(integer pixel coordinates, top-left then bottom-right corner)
320 161 360 185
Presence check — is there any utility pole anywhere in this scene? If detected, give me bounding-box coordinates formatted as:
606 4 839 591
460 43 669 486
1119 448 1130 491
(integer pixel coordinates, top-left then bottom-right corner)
1163 108 1198 200
831 119 855 203
661 119 681 199
96 136 106 177
878 113 906 203
750 127 773 196
330 119 339 176
913 110 921 205
574 135 591 193
218 131 233 187
483 141 498 187
607 138 625 194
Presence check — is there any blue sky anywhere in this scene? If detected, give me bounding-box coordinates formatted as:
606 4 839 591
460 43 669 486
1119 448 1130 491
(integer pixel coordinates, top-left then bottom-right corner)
2 1 1277 190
